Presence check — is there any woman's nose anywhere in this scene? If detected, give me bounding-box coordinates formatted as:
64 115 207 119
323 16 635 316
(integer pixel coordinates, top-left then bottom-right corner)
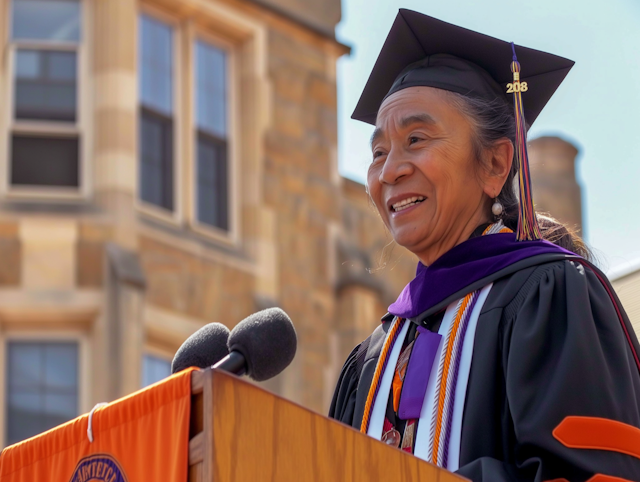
379 150 413 185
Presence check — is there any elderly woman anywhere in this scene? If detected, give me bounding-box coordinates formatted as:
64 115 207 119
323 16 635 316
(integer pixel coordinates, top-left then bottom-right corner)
329 10 640 482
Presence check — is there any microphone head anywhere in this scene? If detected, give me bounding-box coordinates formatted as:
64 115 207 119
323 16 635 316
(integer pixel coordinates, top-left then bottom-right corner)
171 322 230 373
227 308 297 382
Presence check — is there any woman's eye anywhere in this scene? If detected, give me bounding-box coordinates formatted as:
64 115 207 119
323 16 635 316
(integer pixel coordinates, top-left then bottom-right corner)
373 150 385 159
409 136 421 144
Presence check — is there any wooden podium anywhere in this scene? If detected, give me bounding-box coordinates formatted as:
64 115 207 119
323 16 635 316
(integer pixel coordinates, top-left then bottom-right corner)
188 368 466 481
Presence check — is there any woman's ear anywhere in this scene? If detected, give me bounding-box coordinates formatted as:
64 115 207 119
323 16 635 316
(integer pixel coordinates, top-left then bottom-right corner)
482 138 514 198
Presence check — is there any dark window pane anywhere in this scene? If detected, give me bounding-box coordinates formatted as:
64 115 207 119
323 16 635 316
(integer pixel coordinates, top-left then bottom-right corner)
197 132 228 230
49 51 76 80
9 392 41 413
8 392 44 443
44 344 78 389
9 343 41 387
11 135 79 187
139 15 172 115
12 0 80 42
15 50 77 122
139 108 173 211
196 41 226 137
44 393 77 419
6 342 78 445
15 50 39 78
142 354 171 387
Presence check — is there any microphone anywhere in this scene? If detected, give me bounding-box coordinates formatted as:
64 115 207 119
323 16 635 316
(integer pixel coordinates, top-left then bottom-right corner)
171 322 230 374
214 307 297 382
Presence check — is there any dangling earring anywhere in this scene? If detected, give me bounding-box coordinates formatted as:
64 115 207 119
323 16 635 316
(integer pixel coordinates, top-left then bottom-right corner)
492 198 504 218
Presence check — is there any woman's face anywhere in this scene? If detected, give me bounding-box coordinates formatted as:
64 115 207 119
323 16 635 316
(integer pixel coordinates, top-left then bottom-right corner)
367 87 492 265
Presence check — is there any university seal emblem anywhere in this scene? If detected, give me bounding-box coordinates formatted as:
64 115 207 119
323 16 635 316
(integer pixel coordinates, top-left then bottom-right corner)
69 454 127 482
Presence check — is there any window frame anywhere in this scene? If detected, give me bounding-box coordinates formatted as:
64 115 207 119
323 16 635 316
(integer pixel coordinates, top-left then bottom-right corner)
135 0 267 262
0 0 93 201
141 347 173 388
0 331 91 448
188 27 239 245
135 6 183 226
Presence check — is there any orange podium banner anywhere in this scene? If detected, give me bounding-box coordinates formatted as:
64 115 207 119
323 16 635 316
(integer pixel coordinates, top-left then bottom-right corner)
0 368 195 482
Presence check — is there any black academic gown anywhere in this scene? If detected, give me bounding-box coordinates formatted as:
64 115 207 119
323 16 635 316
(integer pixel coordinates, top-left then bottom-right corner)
329 257 640 482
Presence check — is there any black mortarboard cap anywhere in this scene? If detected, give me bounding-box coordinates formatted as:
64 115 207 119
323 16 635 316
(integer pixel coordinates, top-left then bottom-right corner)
352 9 575 127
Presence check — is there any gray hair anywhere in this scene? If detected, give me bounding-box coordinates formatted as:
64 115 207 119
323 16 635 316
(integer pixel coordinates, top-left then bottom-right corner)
441 90 592 260
440 91 520 230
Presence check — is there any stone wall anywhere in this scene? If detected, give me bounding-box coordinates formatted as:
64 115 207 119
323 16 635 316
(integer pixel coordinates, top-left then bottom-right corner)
264 23 342 409
139 236 255 327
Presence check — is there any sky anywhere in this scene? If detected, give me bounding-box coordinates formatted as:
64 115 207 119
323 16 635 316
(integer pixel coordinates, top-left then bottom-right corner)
335 0 640 273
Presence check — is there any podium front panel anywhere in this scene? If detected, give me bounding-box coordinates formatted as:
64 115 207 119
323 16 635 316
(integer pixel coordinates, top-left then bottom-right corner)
189 369 466 482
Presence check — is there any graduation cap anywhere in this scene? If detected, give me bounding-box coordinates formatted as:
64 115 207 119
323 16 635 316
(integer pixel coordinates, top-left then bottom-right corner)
353 9 575 241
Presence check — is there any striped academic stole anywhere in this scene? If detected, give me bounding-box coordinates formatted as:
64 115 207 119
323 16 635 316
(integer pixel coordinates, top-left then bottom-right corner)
360 222 512 471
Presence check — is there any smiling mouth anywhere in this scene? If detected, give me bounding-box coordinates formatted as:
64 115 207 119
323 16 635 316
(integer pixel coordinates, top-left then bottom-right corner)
391 196 426 212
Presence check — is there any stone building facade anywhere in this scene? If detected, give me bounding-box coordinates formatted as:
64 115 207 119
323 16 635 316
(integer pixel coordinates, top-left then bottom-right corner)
0 0 586 448
0 0 368 447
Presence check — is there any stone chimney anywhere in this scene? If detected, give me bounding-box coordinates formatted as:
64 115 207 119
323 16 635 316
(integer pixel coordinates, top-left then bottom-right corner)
528 136 583 234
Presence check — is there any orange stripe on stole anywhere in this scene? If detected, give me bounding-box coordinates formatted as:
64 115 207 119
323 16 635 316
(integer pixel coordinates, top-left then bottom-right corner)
360 318 404 433
431 293 473 464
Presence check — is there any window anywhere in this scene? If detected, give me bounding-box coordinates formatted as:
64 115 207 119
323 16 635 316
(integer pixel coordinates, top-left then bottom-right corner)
11 135 79 186
139 15 174 212
142 353 171 387
15 50 77 122
195 40 229 231
8 0 82 189
6 341 79 445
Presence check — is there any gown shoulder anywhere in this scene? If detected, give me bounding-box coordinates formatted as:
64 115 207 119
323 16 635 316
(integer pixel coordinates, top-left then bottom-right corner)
459 258 640 481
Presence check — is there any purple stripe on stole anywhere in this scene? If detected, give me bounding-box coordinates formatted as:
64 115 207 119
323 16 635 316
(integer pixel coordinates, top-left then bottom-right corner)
388 234 576 319
441 290 481 467
398 327 442 420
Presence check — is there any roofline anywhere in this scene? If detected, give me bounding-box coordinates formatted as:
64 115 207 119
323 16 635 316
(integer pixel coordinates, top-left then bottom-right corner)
248 0 351 54
608 258 640 282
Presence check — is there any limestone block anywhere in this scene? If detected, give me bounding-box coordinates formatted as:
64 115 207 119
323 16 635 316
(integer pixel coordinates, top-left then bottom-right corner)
272 65 308 103
20 220 77 290
255 206 279 300
77 242 104 288
273 97 305 139
308 75 336 108
79 222 113 242
0 239 21 286
269 30 326 76
139 236 255 323
0 222 20 286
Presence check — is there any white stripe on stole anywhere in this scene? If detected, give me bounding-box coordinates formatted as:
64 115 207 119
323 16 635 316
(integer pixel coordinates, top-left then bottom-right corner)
413 283 493 470
367 318 411 439
412 299 458 460
446 283 492 471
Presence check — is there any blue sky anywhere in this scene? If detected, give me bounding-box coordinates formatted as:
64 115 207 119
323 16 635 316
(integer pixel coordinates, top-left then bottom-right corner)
335 0 640 272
